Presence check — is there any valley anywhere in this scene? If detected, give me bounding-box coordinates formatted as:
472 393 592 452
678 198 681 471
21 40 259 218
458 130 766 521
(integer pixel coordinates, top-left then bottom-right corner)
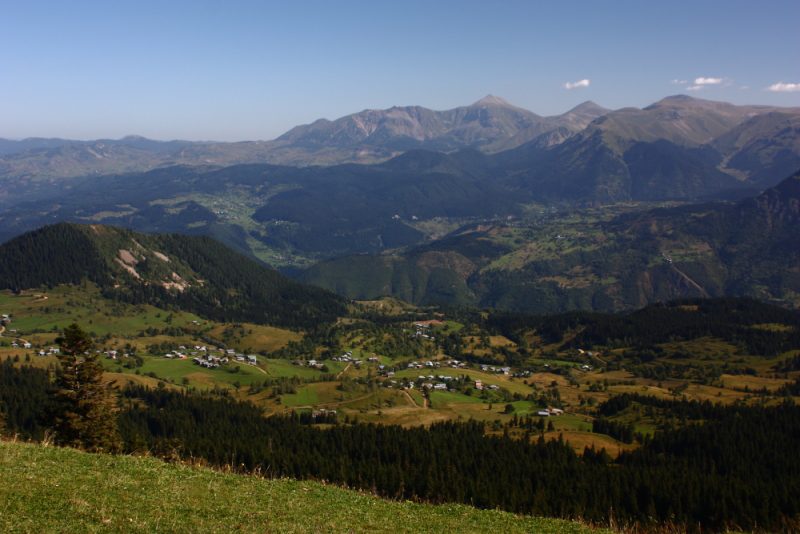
3 282 798 456
1 96 799 325
6 3 800 531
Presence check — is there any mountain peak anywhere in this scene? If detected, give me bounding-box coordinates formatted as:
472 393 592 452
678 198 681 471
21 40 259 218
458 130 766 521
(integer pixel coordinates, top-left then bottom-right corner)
661 94 697 102
648 94 718 108
566 101 608 114
472 95 513 107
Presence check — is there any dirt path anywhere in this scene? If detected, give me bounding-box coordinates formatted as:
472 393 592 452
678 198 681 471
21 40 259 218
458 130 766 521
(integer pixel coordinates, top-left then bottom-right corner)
336 362 352 379
671 264 710 298
401 389 418 407
293 390 376 411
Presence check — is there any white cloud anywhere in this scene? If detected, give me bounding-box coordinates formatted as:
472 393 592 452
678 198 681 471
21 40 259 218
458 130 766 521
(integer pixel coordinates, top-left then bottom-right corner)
767 82 800 92
686 85 704 91
694 77 723 85
671 79 687 85
564 79 590 90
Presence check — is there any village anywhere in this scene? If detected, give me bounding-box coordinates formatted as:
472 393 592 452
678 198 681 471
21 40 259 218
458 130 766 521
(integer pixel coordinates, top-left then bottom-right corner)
0 303 592 427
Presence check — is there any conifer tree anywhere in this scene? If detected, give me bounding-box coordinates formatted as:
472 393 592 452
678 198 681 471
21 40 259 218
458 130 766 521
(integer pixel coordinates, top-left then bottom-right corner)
53 323 121 452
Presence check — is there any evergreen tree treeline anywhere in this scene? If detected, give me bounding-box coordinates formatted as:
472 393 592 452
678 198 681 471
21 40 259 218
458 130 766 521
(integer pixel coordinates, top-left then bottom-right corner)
488 297 800 356
2 366 797 532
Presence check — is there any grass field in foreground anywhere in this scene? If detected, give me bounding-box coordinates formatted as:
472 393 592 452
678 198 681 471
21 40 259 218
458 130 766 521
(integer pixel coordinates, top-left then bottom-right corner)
0 441 604 534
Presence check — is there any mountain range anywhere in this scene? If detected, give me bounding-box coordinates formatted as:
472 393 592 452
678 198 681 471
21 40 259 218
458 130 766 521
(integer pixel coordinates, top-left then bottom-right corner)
1 95 797 201
0 96 608 181
1 94 799 315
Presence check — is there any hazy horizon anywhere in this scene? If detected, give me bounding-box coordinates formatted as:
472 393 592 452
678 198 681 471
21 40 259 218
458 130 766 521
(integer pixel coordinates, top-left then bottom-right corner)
1 92 799 144
2 0 799 141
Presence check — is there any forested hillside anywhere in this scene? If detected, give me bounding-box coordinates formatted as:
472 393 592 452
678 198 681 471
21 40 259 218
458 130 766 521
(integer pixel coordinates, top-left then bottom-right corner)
0 223 345 328
304 168 800 311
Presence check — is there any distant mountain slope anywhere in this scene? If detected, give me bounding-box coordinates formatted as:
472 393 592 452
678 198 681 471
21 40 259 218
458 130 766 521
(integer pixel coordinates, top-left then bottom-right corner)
302 168 800 312
275 96 543 151
589 95 773 146
0 151 512 259
484 101 610 152
2 95 799 191
494 96 800 201
0 96 606 180
1 95 799 266
0 223 345 328
712 112 800 186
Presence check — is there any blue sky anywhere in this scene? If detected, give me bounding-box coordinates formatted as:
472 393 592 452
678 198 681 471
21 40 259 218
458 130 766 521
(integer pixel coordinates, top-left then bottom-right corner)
2 0 799 141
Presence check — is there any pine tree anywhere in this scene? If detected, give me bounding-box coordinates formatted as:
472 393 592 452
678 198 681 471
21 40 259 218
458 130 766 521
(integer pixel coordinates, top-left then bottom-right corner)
53 323 121 452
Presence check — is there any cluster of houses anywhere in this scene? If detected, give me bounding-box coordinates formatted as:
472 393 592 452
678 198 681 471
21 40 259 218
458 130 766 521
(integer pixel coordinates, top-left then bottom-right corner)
12 343 58 355
293 358 326 370
536 407 564 417
376 364 394 378
407 360 435 370
161 345 258 369
412 321 442 340
192 355 230 369
406 359 466 370
329 351 363 367
480 364 512 375
382 379 412 389
104 350 131 360
2 315 25 348
473 379 500 391
7 334 61 356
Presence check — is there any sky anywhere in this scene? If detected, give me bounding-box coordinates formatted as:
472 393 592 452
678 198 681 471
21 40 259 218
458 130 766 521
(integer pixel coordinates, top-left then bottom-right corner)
2 0 799 141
